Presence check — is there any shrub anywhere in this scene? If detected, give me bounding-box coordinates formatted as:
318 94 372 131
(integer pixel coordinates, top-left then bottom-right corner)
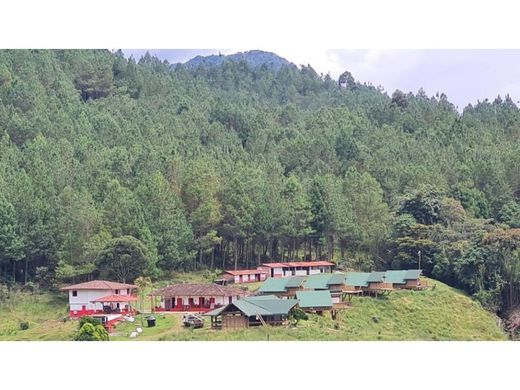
19 321 30 330
74 322 109 341
290 307 308 324
79 316 102 328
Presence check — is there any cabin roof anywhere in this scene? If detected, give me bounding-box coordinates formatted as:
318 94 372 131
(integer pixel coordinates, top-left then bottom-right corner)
384 270 408 284
345 272 370 287
404 269 422 280
149 283 246 297
205 295 297 317
303 273 333 290
258 278 288 293
367 271 387 282
327 273 347 285
285 276 306 288
60 280 138 291
296 290 333 309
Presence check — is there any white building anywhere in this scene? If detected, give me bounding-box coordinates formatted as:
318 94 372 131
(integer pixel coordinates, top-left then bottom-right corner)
60 280 138 317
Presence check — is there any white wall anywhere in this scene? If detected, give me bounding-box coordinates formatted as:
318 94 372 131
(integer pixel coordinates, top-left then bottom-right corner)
68 288 132 311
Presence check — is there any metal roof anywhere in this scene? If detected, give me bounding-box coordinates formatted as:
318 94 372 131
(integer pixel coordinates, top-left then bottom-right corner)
149 283 246 297
205 295 298 317
296 290 333 309
328 273 347 285
345 272 370 287
303 274 333 290
384 270 408 284
285 276 306 288
367 271 386 282
405 269 422 280
258 278 289 293
234 296 298 316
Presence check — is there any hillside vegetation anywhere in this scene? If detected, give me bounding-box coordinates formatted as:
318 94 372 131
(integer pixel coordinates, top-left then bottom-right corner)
0 50 520 317
0 279 506 341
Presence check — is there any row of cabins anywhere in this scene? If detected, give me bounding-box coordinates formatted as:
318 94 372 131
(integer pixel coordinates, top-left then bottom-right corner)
216 261 336 284
258 269 426 300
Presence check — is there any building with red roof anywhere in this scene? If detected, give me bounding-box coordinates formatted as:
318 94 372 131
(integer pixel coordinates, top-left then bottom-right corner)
60 280 138 318
258 261 335 278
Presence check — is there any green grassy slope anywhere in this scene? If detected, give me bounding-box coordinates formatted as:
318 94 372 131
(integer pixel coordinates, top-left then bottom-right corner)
0 278 507 341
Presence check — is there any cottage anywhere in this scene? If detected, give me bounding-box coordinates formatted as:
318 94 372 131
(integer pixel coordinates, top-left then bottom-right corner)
384 270 409 289
258 261 335 278
366 271 393 294
149 283 246 313
296 290 333 313
403 269 427 289
216 269 268 285
257 276 305 298
303 273 347 303
60 280 138 318
204 295 298 329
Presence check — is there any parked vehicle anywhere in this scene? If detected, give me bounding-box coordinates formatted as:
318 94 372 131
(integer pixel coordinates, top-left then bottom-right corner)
182 314 204 328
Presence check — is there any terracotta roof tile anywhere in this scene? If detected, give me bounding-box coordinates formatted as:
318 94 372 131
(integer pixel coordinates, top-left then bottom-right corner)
60 280 138 291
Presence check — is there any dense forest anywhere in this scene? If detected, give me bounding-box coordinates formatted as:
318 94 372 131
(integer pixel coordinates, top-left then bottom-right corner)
0 49 519 315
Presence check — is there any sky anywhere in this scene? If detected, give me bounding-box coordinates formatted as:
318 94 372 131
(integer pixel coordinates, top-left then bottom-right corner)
123 49 520 111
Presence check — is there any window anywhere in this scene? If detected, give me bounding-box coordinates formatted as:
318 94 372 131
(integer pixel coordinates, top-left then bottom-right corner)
72 290 77 297
115 289 120 294
127 289 130 294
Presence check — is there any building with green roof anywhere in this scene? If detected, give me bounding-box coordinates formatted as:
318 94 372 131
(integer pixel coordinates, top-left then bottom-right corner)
296 290 333 311
204 295 298 329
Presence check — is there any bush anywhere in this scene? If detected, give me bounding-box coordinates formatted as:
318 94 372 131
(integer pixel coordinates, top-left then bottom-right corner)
74 322 109 341
19 321 30 331
79 316 102 328
290 307 308 324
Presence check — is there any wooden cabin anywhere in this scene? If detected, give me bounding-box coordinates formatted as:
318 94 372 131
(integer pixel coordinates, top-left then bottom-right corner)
403 269 427 289
150 283 246 313
204 295 298 329
257 276 305 298
365 272 393 295
303 273 346 303
296 290 333 314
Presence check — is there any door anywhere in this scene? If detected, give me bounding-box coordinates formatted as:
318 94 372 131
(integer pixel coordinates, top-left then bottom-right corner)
165 298 172 311
209 297 215 308
228 296 233 304
199 297 205 307
188 298 194 307
239 275 243 283
177 298 183 308
81 305 86 311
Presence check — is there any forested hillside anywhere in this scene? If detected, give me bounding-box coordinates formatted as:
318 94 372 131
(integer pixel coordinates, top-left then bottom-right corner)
0 49 519 316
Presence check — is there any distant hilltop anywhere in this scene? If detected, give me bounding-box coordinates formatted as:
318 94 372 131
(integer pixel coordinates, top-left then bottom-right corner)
180 50 297 71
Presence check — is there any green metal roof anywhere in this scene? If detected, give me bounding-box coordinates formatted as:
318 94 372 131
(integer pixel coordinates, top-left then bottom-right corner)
345 272 370 287
384 270 408 284
328 273 347 285
285 276 306 288
204 295 297 317
303 274 332 290
235 296 297 316
405 269 422 280
296 290 333 309
367 271 386 282
258 277 288 293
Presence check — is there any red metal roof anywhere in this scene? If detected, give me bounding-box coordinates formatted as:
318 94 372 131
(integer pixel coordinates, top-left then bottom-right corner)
224 269 268 276
260 261 335 268
91 295 138 303
259 263 287 268
60 280 138 291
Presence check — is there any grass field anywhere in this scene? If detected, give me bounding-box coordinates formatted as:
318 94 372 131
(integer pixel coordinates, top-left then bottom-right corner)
0 278 508 341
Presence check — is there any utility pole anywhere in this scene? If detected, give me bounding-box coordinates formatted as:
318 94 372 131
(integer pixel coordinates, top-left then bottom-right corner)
418 250 422 270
